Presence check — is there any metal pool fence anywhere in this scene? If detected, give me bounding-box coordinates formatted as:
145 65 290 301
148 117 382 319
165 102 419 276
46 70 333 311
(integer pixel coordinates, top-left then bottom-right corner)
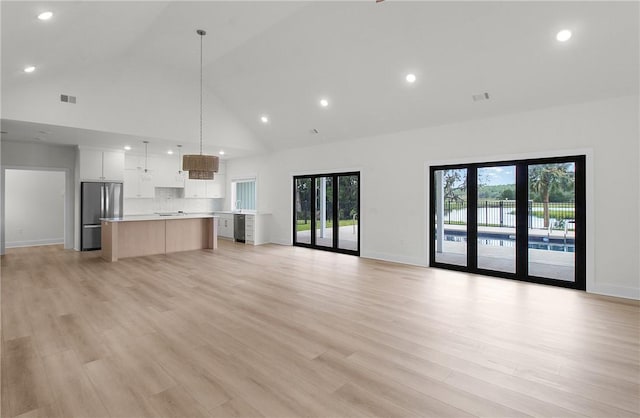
442 200 575 229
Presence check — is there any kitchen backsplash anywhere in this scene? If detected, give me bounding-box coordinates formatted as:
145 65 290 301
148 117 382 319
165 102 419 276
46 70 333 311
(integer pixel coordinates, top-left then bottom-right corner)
124 187 223 215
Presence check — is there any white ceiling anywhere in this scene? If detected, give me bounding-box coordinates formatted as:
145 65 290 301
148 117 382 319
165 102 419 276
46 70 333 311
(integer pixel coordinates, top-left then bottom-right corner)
1 1 638 157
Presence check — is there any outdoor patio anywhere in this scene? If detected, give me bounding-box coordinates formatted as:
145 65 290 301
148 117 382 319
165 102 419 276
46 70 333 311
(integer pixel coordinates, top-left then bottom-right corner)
296 224 359 251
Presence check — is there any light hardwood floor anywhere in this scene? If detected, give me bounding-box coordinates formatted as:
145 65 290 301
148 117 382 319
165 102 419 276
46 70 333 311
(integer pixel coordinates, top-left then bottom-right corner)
1 242 639 417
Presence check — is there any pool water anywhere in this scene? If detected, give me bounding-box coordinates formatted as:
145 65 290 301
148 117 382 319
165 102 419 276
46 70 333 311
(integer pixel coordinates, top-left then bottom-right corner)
444 234 575 253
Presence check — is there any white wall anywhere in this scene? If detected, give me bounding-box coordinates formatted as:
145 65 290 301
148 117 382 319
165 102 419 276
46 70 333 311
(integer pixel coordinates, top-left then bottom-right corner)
226 96 640 299
1 60 265 155
1 141 77 253
5 170 65 247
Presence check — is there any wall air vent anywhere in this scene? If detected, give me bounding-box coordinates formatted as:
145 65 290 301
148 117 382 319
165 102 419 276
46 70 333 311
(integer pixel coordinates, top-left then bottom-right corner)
60 94 77 104
472 92 490 102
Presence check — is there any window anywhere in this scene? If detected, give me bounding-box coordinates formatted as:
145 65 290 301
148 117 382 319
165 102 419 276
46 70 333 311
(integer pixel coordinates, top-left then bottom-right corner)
232 179 256 211
293 172 360 255
430 156 585 290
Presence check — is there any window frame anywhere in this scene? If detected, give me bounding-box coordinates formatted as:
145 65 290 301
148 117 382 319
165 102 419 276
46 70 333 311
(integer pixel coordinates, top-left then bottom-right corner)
429 155 586 290
231 177 257 212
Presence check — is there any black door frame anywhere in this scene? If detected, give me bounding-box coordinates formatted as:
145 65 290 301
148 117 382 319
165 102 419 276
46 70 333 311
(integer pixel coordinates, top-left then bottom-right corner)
429 155 586 290
293 172 360 256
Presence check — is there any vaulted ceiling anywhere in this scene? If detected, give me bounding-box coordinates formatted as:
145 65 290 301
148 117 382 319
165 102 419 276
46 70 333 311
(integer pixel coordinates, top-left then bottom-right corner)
1 1 638 158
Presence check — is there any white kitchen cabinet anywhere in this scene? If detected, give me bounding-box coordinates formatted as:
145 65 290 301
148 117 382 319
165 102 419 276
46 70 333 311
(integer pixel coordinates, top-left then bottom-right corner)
154 156 185 188
245 214 255 243
103 151 125 181
185 179 224 198
244 214 270 245
123 169 154 198
205 175 225 198
217 214 234 239
80 149 124 181
184 179 207 198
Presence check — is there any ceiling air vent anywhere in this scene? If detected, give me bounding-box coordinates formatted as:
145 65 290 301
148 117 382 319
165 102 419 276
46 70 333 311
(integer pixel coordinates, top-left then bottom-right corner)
60 94 77 104
472 92 490 102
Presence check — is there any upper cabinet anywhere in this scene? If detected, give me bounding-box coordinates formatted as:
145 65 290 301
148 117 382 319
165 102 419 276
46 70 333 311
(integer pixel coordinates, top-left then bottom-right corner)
154 156 185 188
123 169 154 198
79 149 124 181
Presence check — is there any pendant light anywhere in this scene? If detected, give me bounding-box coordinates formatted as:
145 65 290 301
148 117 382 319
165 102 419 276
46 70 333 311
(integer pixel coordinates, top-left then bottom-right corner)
141 140 152 181
182 29 219 180
175 145 187 181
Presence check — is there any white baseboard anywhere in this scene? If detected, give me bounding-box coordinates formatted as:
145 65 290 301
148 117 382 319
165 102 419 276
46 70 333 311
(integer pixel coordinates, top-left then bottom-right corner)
588 283 640 300
6 238 64 248
362 251 427 267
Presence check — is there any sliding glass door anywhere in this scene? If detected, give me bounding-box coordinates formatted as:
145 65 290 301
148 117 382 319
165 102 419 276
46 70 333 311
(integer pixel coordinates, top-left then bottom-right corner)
477 164 516 273
294 172 360 255
433 168 468 267
430 156 585 290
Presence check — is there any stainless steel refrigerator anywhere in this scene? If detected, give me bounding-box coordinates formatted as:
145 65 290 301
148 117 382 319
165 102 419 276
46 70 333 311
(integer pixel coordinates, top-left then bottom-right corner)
81 182 123 251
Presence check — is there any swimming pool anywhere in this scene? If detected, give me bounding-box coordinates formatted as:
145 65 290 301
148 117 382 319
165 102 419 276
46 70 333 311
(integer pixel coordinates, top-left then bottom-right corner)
443 233 575 253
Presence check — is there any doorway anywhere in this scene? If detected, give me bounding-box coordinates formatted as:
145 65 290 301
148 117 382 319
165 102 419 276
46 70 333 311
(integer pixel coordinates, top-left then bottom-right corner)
5 169 66 248
430 156 585 289
293 172 360 255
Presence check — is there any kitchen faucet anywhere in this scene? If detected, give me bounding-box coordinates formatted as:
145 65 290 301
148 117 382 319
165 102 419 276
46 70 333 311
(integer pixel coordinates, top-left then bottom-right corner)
235 200 242 212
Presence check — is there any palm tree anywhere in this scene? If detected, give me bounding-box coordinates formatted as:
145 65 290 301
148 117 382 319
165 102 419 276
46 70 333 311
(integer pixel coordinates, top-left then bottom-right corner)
529 164 574 228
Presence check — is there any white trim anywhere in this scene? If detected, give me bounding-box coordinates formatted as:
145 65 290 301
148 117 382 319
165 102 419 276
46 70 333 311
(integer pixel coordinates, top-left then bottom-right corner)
6 239 64 248
290 166 364 178
362 251 427 268
589 284 640 301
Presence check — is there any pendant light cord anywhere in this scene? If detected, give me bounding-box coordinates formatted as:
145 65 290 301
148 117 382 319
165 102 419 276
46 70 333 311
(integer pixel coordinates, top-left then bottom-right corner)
144 141 148 172
199 31 203 156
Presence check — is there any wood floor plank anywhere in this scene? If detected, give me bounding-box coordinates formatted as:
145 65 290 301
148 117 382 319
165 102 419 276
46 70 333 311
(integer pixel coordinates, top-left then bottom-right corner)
2 337 56 417
2 242 639 418
146 385 209 418
209 397 265 418
40 350 109 418
83 357 156 418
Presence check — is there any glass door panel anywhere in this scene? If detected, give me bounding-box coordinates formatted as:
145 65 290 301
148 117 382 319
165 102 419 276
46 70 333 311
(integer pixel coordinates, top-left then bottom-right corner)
433 168 467 266
315 176 333 248
294 177 312 244
337 175 359 252
528 163 576 281
477 165 516 273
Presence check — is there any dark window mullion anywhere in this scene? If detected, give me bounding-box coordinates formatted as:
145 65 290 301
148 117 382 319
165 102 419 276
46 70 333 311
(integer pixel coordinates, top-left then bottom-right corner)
310 176 317 247
429 168 436 267
467 166 478 271
515 163 529 278
575 156 586 290
333 175 339 250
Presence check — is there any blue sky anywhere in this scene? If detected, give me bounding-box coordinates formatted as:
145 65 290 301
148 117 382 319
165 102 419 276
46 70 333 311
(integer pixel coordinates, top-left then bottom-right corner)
479 166 515 186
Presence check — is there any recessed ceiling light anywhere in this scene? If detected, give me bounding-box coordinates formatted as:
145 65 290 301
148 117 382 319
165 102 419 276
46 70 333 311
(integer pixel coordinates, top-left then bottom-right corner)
24 66 36 73
37 11 53 20
167 150 174 155
219 150 225 155
556 29 572 42
260 115 269 123
124 146 132 151
320 98 329 107
406 73 417 83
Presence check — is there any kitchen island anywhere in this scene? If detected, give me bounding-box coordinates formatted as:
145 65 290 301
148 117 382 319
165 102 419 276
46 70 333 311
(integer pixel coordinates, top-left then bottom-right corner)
101 214 218 262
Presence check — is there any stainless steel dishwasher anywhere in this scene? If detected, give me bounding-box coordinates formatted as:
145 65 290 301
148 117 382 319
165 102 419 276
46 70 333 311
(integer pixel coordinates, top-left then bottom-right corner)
234 214 245 243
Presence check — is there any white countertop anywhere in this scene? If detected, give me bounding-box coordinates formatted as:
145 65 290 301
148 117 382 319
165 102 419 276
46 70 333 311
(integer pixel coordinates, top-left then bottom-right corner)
213 211 270 215
101 213 218 222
